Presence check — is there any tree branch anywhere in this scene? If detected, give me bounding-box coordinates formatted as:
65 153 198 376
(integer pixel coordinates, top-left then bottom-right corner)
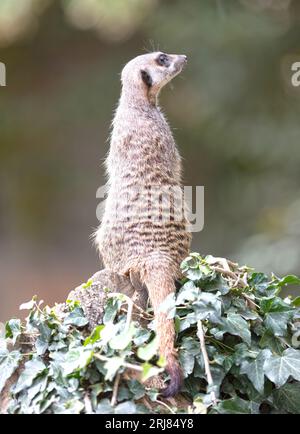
197 320 217 406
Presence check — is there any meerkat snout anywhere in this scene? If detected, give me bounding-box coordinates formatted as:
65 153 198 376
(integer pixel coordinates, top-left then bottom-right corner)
172 54 188 74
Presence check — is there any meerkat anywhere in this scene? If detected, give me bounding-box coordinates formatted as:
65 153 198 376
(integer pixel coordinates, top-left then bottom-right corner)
95 52 191 397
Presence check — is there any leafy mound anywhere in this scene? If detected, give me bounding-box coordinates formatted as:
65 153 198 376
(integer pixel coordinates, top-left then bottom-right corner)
1 253 300 414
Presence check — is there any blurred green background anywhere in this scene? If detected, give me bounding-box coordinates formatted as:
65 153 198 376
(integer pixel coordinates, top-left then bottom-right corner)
1 0 300 321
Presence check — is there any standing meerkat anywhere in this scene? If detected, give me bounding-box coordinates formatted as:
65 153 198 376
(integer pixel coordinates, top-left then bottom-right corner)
95 52 191 397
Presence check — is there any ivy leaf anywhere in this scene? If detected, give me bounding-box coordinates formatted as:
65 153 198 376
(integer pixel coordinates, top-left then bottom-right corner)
128 379 145 399
291 296 300 307
137 336 158 361
192 292 222 323
103 298 122 324
109 323 136 350
240 349 272 393
183 259 215 281
259 330 286 354
53 399 84 414
248 273 270 295
263 348 300 387
176 281 199 305
178 312 197 332
260 296 293 314
273 383 300 414
133 329 151 346
264 312 292 336
14 358 46 393
84 325 105 346
141 362 162 382
114 401 137 414
216 396 252 414
103 356 124 381
0 350 22 393
200 274 230 295
5 319 22 345
180 254 199 272
19 298 36 311
35 337 49 356
63 306 89 327
179 350 195 377
61 348 93 375
277 275 300 287
96 399 114 414
221 313 251 346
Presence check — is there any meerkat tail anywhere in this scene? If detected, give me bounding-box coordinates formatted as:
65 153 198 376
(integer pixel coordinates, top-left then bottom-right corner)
143 265 182 397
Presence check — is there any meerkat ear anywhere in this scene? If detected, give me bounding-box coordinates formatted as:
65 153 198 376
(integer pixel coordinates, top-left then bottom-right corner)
141 69 152 88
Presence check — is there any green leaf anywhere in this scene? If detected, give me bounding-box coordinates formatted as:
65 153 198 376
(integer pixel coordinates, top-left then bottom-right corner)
5 319 21 345
178 312 197 332
260 296 293 314
192 292 222 322
14 358 46 393
84 325 105 346
137 336 158 361
63 306 89 327
103 298 121 324
264 311 292 336
259 330 286 354
206 278 230 296
221 313 251 346
181 254 199 271
19 298 36 311
96 399 114 414
82 278 93 289
103 356 124 381
185 268 208 281
248 273 270 294
109 323 136 350
35 337 49 356
61 348 93 375
273 383 300 414
179 350 195 377
216 396 252 414
240 349 272 393
114 401 137 414
291 296 300 307
0 350 22 393
128 379 145 399
133 328 151 346
53 399 84 414
141 362 162 382
176 280 199 305
263 348 300 387
277 275 300 287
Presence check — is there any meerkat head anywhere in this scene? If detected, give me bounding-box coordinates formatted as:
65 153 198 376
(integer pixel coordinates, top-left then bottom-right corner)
120 52 187 105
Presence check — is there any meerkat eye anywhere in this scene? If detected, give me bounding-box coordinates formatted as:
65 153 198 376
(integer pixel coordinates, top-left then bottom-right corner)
156 53 169 67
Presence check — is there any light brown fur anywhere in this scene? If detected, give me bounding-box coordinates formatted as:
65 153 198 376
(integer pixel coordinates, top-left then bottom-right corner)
95 52 191 397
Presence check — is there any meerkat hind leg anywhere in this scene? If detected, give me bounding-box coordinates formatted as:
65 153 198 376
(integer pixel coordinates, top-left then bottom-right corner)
129 269 149 311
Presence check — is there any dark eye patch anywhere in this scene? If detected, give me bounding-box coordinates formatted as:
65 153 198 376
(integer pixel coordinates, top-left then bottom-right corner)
141 69 152 88
156 53 170 67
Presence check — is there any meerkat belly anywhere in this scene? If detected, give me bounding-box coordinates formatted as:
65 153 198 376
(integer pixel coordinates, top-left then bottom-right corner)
98 177 190 272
